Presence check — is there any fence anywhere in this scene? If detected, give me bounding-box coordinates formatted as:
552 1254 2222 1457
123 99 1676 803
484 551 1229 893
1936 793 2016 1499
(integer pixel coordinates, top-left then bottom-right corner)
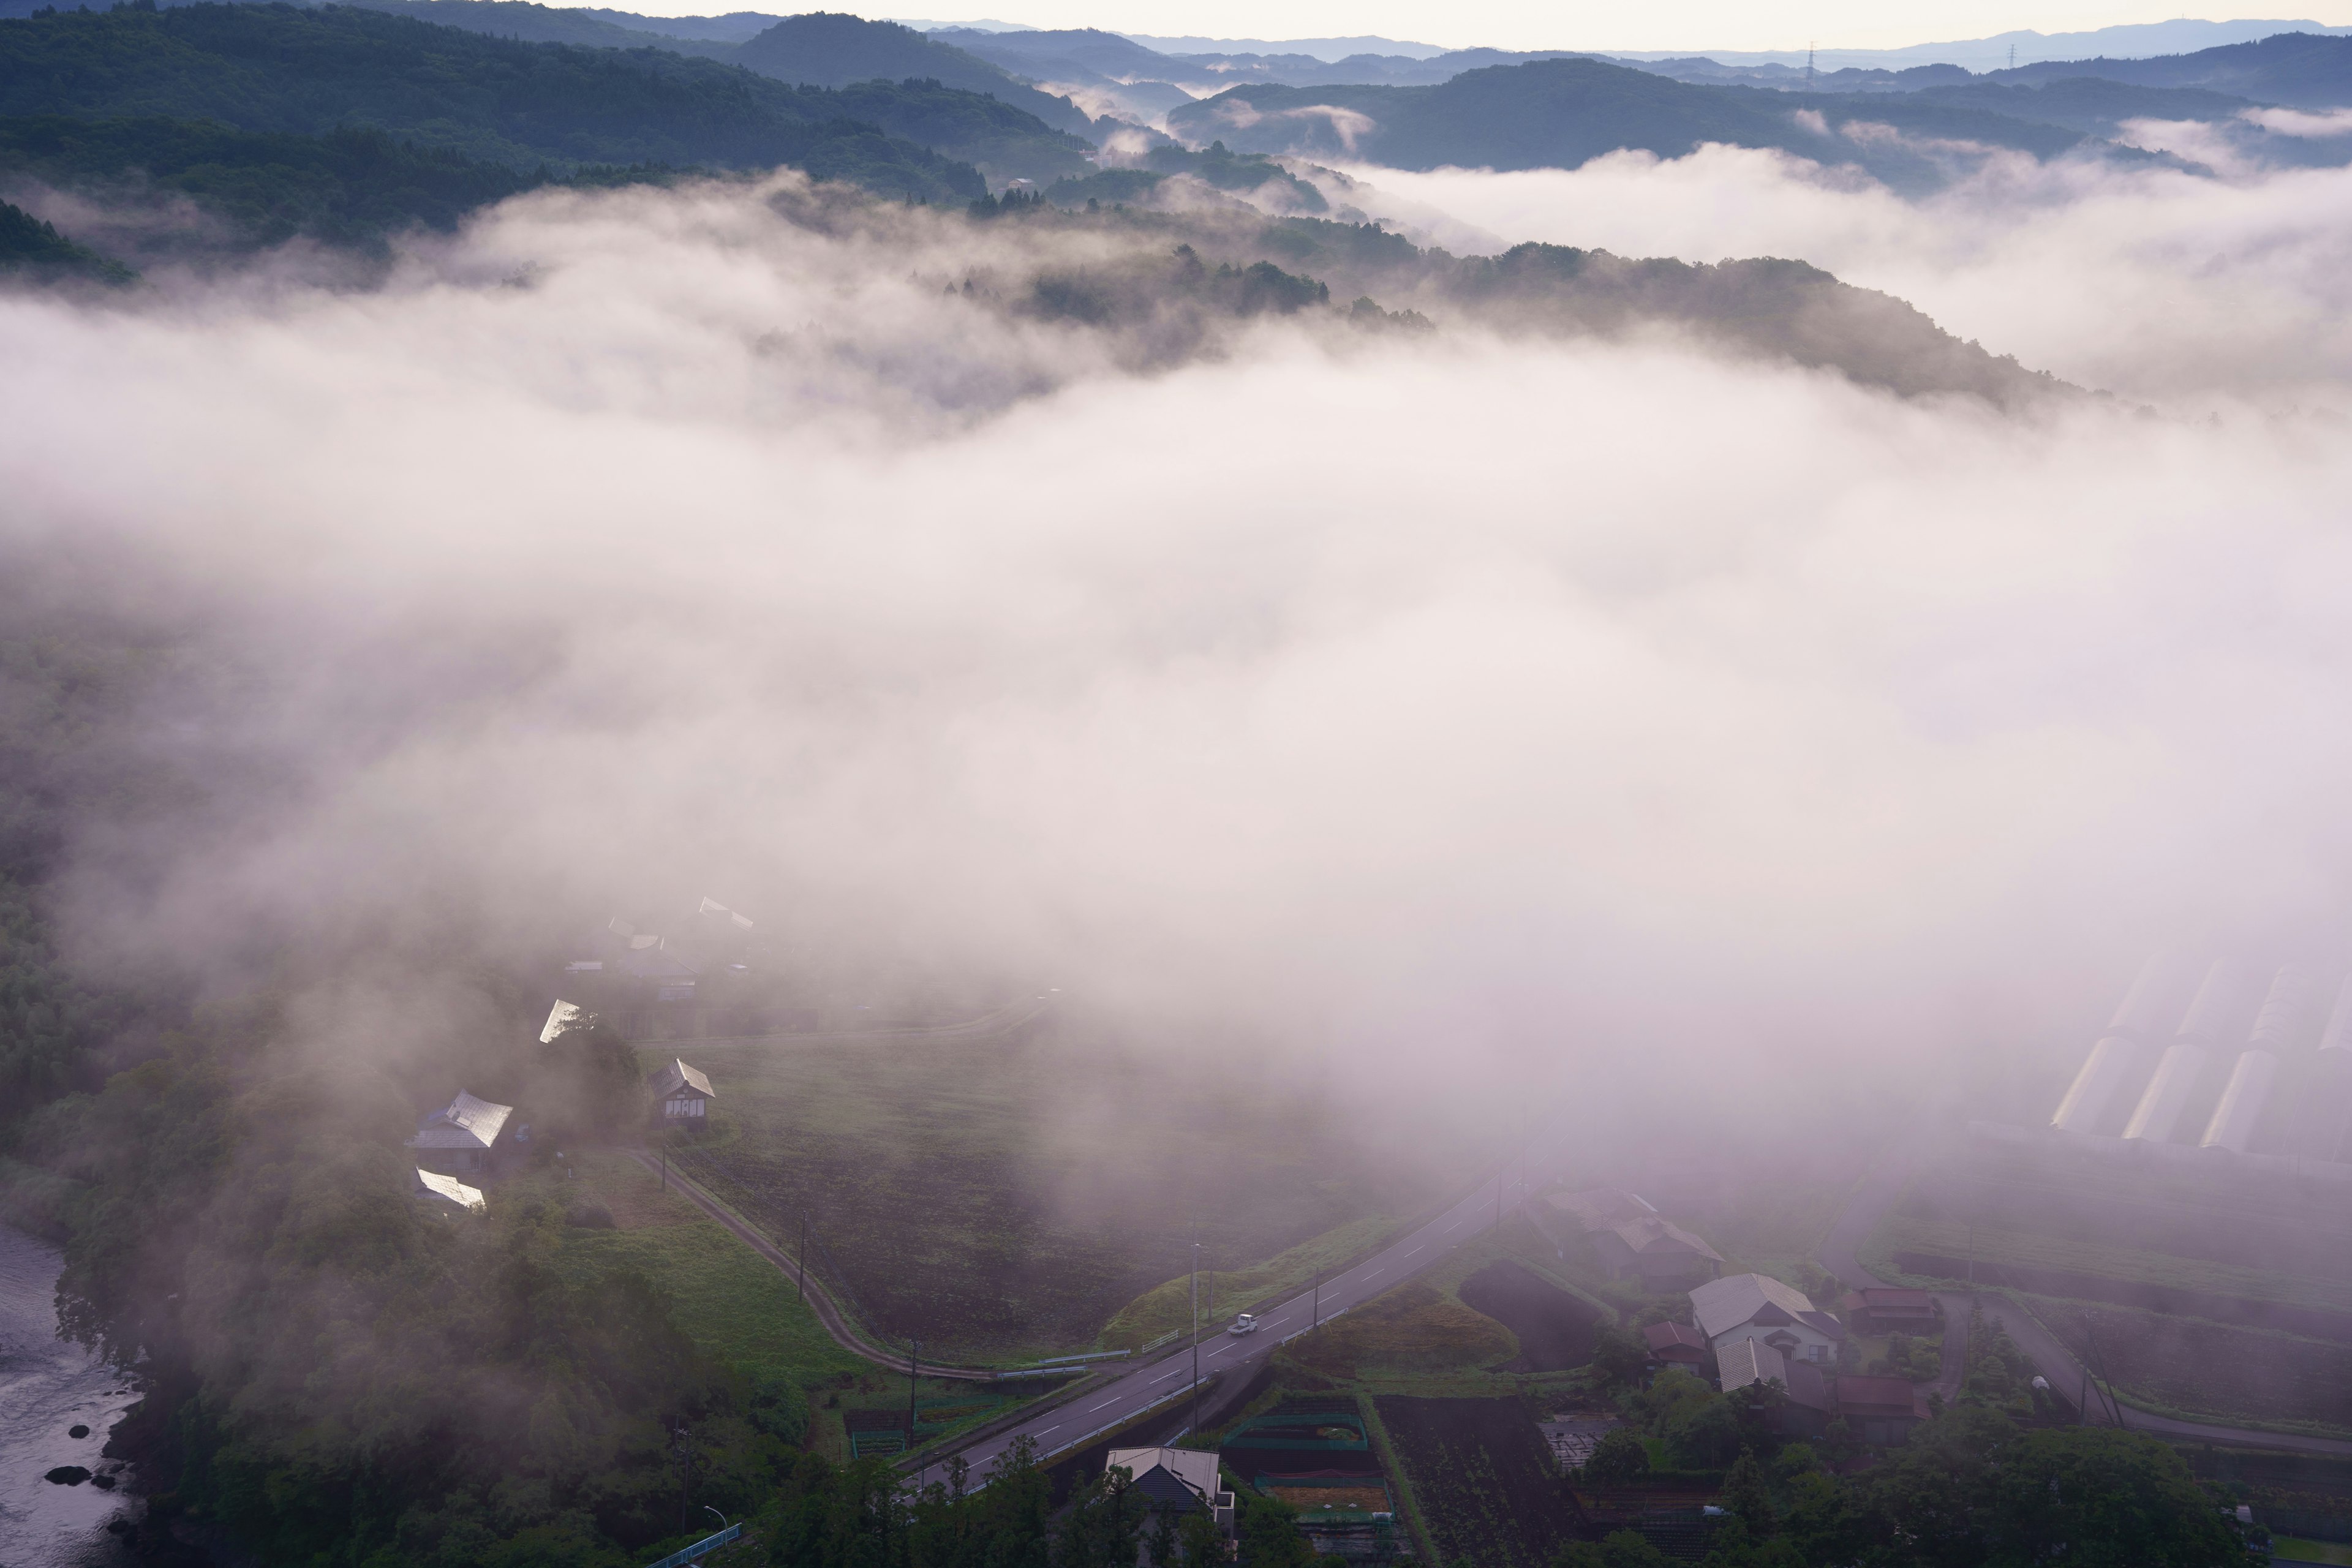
2266 1508 2352 1544
642 1522 742 1568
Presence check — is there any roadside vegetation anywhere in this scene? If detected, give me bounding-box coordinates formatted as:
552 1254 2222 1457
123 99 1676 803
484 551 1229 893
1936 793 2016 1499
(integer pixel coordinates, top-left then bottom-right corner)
662 1035 1466 1363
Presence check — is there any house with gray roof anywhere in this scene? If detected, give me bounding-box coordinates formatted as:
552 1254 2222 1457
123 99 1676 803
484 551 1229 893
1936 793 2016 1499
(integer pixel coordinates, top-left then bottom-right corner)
1690 1272 1845 1366
405 1089 514 1174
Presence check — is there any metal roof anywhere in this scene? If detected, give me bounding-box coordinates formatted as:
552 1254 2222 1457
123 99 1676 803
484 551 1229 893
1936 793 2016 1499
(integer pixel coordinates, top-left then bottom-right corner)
1107 1447 1220 1506
1690 1272 1832 1341
406 1090 514 1151
649 1058 715 1099
1603 1216 1724 1262
539 1000 585 1044
413 1168 486 1212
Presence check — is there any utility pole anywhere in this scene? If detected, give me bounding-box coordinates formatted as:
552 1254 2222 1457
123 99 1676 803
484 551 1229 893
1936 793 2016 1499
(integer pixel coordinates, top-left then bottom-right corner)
1806 39 1815 89
798 1212 808 1300
674 1420 692 1533
1189 1232 1201 1439
907 1340 922 1453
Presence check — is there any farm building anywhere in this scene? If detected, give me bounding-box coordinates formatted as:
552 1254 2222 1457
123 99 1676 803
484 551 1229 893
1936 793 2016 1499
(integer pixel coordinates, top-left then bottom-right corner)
405 1090 514 1174
1690 1273 1844 1365
1833 1374 1927 1445
1717 1338 1831 1434
649 1058 715 1121
539 999 587 1044
1106 1447 1235 1534
1642 1321 1708 1372
1542 1188 1724 1289
411 1167 485 1213
1839 1287 1939 1335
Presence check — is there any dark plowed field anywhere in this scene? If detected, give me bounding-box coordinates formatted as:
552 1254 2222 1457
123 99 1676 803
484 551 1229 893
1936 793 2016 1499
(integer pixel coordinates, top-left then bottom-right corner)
1897 1252 2352 1343
1457 1260 1604 1371
1376 1396 1578 1568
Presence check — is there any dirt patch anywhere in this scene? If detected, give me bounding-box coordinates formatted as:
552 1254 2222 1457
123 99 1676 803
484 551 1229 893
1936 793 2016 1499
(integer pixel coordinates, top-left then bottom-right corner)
1457 1261 1603 1372
1375 1396 1579 1568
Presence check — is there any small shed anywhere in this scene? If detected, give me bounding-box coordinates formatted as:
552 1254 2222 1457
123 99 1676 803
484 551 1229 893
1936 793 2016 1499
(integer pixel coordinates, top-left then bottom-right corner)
1839 1287 1939 1335
413 1167 486 1213
649 1058 715 1122
1643 1321 1708 1370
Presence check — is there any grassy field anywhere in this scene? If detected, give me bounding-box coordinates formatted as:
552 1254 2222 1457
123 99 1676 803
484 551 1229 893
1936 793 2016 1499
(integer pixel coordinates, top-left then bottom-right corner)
1101 1213 1405 1350
2275 1539 2352 1565
545 1152 1044 1460
1272 1213 1617 1392
650 1029 1466 1362
548 1152 865 1387
1865 1213 2342 1312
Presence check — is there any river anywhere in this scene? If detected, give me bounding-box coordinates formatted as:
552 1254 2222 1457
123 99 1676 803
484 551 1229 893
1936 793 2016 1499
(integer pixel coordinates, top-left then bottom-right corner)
0 1224 138 1568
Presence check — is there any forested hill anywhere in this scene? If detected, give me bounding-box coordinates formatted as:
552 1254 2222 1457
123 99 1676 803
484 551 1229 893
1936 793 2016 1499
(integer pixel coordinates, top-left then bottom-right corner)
0 2 990 195
1164 56 2152 190
1995 30 2352 107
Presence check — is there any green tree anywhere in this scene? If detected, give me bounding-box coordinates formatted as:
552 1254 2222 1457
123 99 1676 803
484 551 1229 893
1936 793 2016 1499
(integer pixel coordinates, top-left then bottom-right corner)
1581 1427 1651 1487
1722 1447 1774 1537
1235 1487 1314 1568
1589 1324 1651 1389
1975 1428 2241 1568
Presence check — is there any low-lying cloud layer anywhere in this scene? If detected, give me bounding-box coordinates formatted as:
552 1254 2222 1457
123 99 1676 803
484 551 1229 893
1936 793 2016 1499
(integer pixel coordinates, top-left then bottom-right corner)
1340 146 2352 407
11 162 2352 1135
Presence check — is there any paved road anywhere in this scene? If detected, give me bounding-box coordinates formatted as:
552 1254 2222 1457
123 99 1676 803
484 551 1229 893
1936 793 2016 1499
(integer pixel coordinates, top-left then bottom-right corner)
945 1158 1561 1480
1819 1148 2352 1457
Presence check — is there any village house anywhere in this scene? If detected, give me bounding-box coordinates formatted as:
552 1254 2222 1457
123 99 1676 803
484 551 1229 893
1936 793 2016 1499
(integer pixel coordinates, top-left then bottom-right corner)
1542 1187 1725 1290
1690 1273 1845 1365
649 1058 715 1123
1717 1342 1926 1445
1106 1447 1236 1536
405 1089 515 1175
1643 1321 1709 1374
1839 1287 1940 1336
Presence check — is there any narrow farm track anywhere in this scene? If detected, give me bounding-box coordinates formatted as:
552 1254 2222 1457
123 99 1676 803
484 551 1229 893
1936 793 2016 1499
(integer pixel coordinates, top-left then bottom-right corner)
621 1147 1001 1381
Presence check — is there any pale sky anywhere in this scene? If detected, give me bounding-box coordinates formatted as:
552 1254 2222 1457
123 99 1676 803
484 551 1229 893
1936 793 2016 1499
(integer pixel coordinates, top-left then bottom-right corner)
690 2 2352 53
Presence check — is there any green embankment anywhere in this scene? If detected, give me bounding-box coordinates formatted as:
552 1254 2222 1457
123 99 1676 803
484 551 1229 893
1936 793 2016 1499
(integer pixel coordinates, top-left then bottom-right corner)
1865 1212 2350 1310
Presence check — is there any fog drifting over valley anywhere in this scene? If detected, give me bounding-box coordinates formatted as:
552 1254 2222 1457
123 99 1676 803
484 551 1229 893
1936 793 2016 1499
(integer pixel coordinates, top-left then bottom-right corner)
13 158 2352 1142
1339 147 2352 407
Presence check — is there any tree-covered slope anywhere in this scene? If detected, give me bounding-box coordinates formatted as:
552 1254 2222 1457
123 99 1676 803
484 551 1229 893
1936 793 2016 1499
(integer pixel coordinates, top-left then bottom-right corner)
1999 31 2352 108
0 2 984 197
0 115 679 252
829 77 1093 184
733 12 1096 137
0 193 132 279
1166 56 2116 189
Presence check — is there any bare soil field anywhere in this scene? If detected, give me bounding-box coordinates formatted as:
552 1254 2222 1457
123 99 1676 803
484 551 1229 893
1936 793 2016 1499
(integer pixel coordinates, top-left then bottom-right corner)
1457 1259 1603 1371
659 1028 1465 1360
1374 1395 1578 1568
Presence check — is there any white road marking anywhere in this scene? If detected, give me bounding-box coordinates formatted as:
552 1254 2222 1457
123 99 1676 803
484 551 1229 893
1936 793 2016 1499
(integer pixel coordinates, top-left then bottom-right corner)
1090 1398 1121 1411
1406 1246 1422 1256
